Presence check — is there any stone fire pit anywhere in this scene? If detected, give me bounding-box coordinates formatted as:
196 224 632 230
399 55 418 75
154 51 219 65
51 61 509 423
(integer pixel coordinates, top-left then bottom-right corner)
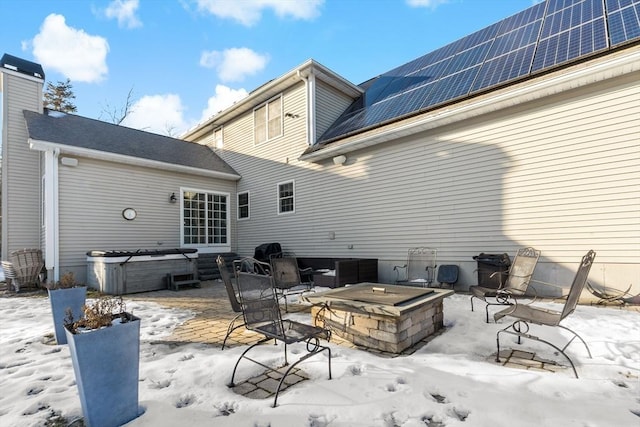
303 283 453 353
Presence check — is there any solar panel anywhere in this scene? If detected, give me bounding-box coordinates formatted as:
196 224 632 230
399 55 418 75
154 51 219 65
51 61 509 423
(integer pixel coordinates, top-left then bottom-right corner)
317 0 640 145
471 4 545 92
607 0 640 45
531 0 607 71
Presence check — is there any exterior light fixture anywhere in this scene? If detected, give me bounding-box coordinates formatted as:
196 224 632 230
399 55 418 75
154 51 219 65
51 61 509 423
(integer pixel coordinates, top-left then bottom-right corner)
333 155 347 165
169 193 177 203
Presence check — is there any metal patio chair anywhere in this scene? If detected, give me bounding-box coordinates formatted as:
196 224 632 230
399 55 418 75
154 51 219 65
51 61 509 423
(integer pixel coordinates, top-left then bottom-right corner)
494 250 596 378
586 282 639 306
228 267 332 407
270 256 314 312
470 247 540 323
216 255 244 350
394 247 437 287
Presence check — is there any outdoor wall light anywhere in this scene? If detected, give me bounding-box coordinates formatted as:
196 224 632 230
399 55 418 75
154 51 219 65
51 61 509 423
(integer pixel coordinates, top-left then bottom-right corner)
333 155 347 165
60 157 78 167
169 193 177 203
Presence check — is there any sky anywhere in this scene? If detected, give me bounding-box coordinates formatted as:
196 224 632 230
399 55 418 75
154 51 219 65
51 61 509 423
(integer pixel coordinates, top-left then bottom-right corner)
0 285 638 426
1 0 544 136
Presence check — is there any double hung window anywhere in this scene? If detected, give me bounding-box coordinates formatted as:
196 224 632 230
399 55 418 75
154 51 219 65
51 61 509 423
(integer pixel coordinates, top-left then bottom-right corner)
254 96 282 144
277 181 295 214
238 191 249 220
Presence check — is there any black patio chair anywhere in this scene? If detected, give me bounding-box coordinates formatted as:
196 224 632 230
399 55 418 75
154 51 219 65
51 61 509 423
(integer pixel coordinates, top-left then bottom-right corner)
470 247 540 323
270 256 314 312
436 264 459 288
216 255 244 350
495 250 596 378
228 265 332 407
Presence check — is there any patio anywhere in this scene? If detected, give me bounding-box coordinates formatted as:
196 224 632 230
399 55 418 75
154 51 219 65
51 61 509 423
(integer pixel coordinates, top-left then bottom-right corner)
122 279 601 398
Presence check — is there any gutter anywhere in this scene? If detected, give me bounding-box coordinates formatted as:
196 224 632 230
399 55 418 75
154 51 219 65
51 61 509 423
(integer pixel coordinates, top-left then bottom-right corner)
300 47 640 162
28 139 242 181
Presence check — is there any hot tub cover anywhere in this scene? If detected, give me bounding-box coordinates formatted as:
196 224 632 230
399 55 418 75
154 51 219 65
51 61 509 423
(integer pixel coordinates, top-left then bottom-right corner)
86 248 197 257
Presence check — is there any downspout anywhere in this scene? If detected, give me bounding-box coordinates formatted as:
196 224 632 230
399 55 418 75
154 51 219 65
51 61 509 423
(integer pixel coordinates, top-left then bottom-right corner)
44 148 59 282
298 69 316 145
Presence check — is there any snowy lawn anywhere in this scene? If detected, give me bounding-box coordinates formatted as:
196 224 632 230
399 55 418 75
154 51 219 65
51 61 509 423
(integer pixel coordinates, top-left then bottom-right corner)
0 291 638 427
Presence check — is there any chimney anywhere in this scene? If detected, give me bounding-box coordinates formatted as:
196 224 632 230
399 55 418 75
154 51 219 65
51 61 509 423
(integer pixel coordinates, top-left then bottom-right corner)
1 54 46 80
1 54 46 259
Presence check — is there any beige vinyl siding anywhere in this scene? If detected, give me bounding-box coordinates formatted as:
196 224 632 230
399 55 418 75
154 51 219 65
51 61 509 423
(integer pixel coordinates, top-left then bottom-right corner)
215 69 640 292
193 60 639 293
57 157 236 282
1 72 42 255
200 82 318 255
316 80 356 141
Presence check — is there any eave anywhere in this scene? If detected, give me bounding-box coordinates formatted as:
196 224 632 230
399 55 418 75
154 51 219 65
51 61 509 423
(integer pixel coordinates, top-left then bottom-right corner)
300 46 640 162
29 138 241 181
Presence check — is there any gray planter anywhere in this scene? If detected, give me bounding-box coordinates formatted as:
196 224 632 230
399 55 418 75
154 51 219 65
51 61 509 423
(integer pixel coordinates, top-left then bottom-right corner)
65 313 141 427
48 287 86 345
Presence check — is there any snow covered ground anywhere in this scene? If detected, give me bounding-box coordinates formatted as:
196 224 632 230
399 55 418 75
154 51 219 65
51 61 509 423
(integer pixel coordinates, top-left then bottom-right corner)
0 286 638 427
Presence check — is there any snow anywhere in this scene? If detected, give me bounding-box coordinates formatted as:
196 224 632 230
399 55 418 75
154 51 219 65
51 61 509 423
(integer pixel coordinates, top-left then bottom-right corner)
0 290 638 427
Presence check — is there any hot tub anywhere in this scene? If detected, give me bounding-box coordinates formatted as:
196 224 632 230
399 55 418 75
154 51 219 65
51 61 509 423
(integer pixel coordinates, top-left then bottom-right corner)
86 248 198 294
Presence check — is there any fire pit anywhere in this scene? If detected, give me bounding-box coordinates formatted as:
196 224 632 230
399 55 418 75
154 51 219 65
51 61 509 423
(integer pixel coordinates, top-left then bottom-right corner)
304 283 453 353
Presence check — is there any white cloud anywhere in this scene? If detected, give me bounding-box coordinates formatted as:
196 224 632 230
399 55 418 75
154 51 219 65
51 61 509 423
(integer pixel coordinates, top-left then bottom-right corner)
406 0 450 8
200 84 248 121
199 47 269 82
32 14 109 83
104 0 142 29
196 0 323 26
121 94 189 136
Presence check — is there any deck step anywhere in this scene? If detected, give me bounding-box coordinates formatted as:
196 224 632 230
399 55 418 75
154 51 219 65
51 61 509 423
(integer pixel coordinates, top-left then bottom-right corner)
167 273 201 291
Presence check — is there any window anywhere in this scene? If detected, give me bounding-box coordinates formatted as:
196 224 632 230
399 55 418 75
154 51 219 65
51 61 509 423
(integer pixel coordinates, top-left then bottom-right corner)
212 127 223 150
254 96 282 144
238 191 249 220
182 190 229 246
277 181 295 214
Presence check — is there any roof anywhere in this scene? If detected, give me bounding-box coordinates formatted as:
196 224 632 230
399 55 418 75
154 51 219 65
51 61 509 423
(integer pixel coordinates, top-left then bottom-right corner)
24 110 239 179
315 0 640 147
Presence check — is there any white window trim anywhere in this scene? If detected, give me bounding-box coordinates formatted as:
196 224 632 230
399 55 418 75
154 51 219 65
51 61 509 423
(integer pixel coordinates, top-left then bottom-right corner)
253 95 283 146
277 180 295 215
237 190 250 220
180 186 231 252
212 126 223 150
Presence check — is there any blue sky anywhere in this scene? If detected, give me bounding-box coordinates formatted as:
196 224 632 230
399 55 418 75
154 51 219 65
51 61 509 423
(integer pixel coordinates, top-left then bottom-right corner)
1 0 543 136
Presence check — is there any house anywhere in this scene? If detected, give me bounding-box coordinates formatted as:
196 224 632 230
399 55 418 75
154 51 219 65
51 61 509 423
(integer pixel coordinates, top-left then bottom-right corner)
1 53 240 285
2 0 639 294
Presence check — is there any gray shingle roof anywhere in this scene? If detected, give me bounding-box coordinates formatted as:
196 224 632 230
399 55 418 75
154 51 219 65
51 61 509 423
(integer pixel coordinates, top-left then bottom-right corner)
23 110 238 177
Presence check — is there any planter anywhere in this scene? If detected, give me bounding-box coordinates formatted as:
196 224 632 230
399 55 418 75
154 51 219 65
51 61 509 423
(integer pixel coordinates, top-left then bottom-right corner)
65 313 141 427
48 286 86 345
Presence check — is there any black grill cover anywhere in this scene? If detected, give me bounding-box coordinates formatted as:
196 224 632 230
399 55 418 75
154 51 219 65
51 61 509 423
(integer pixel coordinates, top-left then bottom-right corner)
253 242 282 262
